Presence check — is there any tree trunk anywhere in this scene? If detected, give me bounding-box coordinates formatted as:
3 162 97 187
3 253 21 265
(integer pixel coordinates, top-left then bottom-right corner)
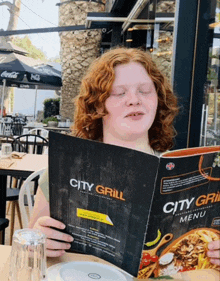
151 1 175 83
59 0 105 121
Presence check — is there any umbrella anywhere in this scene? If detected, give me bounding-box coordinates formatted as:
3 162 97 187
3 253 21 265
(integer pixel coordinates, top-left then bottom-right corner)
0 52 62 89
0 43 62 119
32 63 62 91
0 41 28 55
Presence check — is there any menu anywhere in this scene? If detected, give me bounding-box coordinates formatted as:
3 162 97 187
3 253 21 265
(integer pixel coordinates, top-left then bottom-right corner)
49 132 220 278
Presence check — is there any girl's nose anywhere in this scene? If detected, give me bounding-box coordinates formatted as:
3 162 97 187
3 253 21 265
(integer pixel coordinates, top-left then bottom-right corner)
125 91 141 106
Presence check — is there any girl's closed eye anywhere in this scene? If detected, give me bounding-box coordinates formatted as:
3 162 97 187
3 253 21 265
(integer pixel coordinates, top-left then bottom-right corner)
111 91 126 97
139 89 149 95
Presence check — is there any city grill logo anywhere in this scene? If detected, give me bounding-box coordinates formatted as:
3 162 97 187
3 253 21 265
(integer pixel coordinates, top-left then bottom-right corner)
31 74 40 81
1 71 19 79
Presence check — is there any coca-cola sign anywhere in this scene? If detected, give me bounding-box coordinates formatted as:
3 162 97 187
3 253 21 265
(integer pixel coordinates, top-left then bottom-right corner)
31 74 40 81
1 71 19 79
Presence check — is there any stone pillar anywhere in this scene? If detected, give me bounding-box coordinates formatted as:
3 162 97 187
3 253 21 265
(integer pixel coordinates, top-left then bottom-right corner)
59 0 105 121
151 1 176 82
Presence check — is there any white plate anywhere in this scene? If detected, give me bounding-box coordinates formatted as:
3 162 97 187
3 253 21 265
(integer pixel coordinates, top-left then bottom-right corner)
47 261 134 281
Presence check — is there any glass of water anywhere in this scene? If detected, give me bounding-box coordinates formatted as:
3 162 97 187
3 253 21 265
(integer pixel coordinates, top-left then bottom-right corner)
1 143 12 158
9 229 47 281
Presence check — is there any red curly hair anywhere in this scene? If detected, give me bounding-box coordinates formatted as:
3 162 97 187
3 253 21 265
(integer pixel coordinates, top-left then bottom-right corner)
73 47 178 152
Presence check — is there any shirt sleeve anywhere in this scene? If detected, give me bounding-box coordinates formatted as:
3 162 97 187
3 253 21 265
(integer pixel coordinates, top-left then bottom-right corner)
39 168 49 202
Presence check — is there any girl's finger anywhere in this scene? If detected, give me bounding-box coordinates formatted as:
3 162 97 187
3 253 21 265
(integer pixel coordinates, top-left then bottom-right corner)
207 249 220 259
208 240 220 251
46 249 66 258
37 216 66 230
209 258 220 266
46 238 71 251
42 227 73 242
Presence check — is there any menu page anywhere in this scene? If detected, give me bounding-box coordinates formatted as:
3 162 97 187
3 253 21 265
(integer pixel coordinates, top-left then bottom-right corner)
138 149 220 279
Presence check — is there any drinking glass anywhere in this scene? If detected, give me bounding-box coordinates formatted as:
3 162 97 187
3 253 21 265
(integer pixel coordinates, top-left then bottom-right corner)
1 143 12 158
9 229 47 281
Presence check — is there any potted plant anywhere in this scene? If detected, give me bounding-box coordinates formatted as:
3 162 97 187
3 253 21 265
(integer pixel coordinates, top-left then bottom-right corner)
43 116 58 127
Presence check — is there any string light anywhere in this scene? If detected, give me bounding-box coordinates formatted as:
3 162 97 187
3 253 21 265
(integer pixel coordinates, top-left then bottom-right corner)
156 37 170 43
156 51 172 57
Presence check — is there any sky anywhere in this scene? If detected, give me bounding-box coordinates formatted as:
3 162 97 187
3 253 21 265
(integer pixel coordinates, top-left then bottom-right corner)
0 0 61 115
0 0 60 59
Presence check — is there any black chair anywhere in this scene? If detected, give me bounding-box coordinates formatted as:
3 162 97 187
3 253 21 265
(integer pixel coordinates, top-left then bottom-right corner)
0 136 25 244
13 134 48 154
11 134 48 193
0 137 24 244
0 134 25 188
0 175 9 244
0 219 9 244
0 135 14 143
0 135 25 149
6 134 48 244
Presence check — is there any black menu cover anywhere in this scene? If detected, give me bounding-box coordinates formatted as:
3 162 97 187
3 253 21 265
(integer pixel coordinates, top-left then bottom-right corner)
49 132 220 278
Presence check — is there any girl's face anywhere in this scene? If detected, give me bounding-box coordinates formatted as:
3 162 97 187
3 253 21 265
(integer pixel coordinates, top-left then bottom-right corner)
102 62 158 141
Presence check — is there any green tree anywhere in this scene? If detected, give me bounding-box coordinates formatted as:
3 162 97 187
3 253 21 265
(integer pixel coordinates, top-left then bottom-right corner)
12 35 47 61
43 98 60 119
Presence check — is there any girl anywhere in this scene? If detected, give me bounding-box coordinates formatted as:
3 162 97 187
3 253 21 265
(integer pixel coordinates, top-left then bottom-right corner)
29 47 219 266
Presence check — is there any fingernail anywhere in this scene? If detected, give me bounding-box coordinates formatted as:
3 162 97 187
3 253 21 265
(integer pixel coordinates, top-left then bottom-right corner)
61 224 66 229
67 244 71 249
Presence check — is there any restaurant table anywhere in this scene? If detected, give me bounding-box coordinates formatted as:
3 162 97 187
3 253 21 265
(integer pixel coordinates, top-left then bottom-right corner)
0 154 48 243
0 135 48 143
0 245 219 281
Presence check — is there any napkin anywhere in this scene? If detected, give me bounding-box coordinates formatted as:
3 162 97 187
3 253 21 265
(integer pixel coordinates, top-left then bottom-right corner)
0 159 14 169
11 152 26 159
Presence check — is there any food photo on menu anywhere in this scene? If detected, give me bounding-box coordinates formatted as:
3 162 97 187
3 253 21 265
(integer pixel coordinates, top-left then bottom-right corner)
49 132 220 278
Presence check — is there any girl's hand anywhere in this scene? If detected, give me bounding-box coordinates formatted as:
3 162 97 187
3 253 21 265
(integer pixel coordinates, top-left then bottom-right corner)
33 216 74 257
207 240 220 266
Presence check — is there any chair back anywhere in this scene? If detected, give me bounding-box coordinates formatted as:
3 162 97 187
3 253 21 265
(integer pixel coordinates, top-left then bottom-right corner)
18 168 46 228
0 135 25 152
0 175 9 243
0 135 14 143
0 172 7 221
13 134 49 154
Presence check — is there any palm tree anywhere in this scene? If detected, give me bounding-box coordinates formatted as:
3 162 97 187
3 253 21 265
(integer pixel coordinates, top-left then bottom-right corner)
58 0 105 120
